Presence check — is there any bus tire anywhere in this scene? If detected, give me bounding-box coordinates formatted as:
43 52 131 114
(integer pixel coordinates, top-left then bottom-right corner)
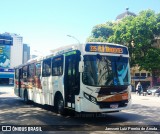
55 95 65 115
24 90 29 104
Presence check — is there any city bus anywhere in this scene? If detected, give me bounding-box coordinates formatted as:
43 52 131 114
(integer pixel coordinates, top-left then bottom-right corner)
14 42 131 115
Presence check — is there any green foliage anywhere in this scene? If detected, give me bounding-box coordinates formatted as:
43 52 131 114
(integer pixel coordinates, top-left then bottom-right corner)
87 21 114 42
87 36 107 42
140 48 160 71
108 16 135 45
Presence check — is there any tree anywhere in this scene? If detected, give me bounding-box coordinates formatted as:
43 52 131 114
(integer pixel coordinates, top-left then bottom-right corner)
87 21 114 42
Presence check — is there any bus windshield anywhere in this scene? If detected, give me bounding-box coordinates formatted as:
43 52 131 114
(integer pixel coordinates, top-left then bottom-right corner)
82 55 130 86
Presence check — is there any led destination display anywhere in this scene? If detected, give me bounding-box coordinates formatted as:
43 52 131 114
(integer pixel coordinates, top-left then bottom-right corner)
85 43 128 54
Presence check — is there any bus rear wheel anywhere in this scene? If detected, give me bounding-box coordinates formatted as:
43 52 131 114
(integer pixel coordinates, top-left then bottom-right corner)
24 90 29 104
55 95 65 115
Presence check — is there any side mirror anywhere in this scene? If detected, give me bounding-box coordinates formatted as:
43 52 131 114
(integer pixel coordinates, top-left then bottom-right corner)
79 61 84 73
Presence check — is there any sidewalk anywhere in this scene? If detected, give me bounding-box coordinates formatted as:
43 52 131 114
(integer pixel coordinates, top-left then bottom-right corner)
131 92 160 108
131 91 160 98
0 86 15 97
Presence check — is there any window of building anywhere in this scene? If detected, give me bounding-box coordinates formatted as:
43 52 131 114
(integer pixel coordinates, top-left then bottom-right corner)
52 55 63 76
148 73 151 77
135 73 140 77
141 73 146 77
42 58 51 77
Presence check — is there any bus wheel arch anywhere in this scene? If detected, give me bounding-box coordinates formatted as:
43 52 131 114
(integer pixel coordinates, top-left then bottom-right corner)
54 92 65 115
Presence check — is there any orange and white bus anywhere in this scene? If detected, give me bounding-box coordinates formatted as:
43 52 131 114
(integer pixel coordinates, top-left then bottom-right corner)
14 42 131 115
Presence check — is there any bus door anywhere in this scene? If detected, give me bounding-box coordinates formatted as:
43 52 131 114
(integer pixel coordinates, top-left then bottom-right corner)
64 51 80 109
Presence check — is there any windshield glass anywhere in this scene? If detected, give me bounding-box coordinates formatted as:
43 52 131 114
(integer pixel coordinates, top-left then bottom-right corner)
82 55 130 86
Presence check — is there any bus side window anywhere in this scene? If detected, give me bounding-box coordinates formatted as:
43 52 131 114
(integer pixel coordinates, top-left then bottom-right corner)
52 55 63 76
19 68 23 79
42 58 51 77
35 63 41 77
22 66 28 79
28 64 35 78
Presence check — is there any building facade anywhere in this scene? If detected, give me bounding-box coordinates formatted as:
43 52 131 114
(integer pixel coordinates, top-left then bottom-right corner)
10 33 23 68
0 33 30 85
0 33 13 85
23 44 30 64
116 8 136 21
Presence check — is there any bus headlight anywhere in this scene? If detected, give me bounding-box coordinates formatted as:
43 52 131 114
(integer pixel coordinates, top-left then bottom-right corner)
90 96 96 103
84 92 90 100
83 92 97 104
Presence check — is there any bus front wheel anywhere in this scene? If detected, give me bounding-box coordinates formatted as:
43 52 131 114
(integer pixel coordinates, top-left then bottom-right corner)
55 95 65 115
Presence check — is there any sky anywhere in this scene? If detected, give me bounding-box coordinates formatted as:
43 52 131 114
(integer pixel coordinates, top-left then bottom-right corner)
0 0 160 56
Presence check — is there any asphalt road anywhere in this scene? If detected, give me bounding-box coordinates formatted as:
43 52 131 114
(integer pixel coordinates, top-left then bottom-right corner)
0 86 160 134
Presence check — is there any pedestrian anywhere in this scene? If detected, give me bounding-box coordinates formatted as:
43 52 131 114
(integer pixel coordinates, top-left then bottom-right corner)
136 82 143 95
136 82 140 94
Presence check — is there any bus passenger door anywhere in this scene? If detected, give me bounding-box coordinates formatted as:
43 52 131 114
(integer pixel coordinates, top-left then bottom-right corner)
64 51 80 109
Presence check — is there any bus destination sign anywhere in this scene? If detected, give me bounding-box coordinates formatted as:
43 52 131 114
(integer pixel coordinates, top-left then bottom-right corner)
85 44 128 54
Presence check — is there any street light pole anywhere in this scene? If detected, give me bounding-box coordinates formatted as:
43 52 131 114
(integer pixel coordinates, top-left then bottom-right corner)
67 35 80 45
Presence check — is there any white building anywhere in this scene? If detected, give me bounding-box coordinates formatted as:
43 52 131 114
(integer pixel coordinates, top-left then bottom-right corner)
10 33 23 68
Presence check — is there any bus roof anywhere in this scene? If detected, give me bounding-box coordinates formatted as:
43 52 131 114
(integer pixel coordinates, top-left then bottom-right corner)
14 42 128 69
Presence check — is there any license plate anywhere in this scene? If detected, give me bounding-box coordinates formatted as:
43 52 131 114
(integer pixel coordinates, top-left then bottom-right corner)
110 104 118 108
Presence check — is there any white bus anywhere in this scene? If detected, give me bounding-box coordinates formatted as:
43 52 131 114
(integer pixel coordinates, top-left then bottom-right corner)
14 42 131 115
